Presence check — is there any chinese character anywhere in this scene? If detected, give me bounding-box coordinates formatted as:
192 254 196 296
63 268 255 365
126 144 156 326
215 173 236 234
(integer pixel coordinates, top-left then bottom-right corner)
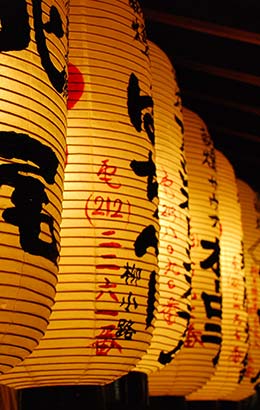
163 259 180 276
116 319 136 340
202 148 216 170
127 73 154 143
0 131 59 264
92 325 122 355
131 18 149 57
134 224 158 257
97 159 121 189
200 238 220 278
184 323 204 348
0 0 30 51
159 170 174 197
230 346 244 364
121 262 142 285
0 0 67 93
160 297 179 325
120 292 138 312
130 151 158 201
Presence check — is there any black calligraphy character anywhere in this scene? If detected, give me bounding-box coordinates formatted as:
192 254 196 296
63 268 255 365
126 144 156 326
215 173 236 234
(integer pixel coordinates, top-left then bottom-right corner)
0 131 59 264
146 270 157 329
201 292 222 320
0 0 30 51
127 73 154 144
121 262 142 285
251 371 260 385
202 148 216 170
208 176 218 188
209 215 220 228
120 292 138 312
32 0 67 93
201 322 222 346
201 127 212 146
158 340 184 365
134 225 158 257
209 193 219 210
116 319 136 340
200 238 220 278
238 352 248 383
174 90 182 107
129 0 142 15
131 18 149 57
175 115 184 135
130 151 158 201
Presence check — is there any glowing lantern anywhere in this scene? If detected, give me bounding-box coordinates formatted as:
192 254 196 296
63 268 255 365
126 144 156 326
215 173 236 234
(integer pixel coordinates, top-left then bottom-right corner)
225 179 260 401
0 0 159 388
149 107 221 396
135 41 191 374
0 0 68 373
187 150 248 400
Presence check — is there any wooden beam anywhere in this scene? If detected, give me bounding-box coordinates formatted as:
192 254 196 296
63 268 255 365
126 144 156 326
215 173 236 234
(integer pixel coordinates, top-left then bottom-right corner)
175 58 260 87
207 125 260 143
144 9 260 46
181 90 260 116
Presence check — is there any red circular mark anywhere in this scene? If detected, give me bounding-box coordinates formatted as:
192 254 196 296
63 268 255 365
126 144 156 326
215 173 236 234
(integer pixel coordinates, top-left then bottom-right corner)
67 62 84 110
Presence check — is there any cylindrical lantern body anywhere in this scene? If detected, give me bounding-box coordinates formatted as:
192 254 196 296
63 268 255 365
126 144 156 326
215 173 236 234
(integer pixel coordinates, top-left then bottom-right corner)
0 0 159 388
149 108 221 396
0 0 68 373
135 42 191 374
225 180 260 401
187 150 248 400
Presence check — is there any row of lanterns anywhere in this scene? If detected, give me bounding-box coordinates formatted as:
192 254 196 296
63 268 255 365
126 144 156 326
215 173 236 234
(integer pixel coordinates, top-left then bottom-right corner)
0 0 259 404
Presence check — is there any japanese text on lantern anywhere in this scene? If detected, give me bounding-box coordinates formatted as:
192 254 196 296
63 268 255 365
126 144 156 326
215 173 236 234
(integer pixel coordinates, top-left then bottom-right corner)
155 102 192 365
0 131 59 264
158 122 191 329
89 70 158 356
184 126 221 355
0 0 67 93
88 160 139 356
0 0 68 264
129 0 149 57
127 71 159 330
200 127 221 350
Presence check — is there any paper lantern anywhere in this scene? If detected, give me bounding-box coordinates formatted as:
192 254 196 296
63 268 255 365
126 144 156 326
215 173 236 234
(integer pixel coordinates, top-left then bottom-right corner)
187 150 248 400
149 107 222 396
225 180 260 401
0 0 159 388
0 0 68 373
135 41 191 374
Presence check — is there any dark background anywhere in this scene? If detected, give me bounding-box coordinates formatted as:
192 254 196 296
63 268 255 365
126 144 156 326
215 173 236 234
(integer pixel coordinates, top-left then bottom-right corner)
141 0 260 194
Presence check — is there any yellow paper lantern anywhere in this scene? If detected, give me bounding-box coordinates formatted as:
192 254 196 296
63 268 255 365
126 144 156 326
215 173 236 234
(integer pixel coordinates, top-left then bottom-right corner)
149 108 221 396
135 41 191 374
0 0 159 388
225 179 260 401
187 150 248 400
0 0 68 373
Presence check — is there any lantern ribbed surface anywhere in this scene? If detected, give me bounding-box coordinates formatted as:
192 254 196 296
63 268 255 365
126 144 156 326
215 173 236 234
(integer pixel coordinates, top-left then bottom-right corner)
0 0 159 388
187 150 248 400
135 42 191 374
0 0 68 373
149 107 221 396
225 180 260 401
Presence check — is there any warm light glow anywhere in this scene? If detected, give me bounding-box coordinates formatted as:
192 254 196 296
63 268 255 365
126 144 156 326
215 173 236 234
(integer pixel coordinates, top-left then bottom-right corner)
0 0 159 388
135 41 191 374
225 179 260 401
0 0 68 373
187 150 248 400
149 108 222 396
